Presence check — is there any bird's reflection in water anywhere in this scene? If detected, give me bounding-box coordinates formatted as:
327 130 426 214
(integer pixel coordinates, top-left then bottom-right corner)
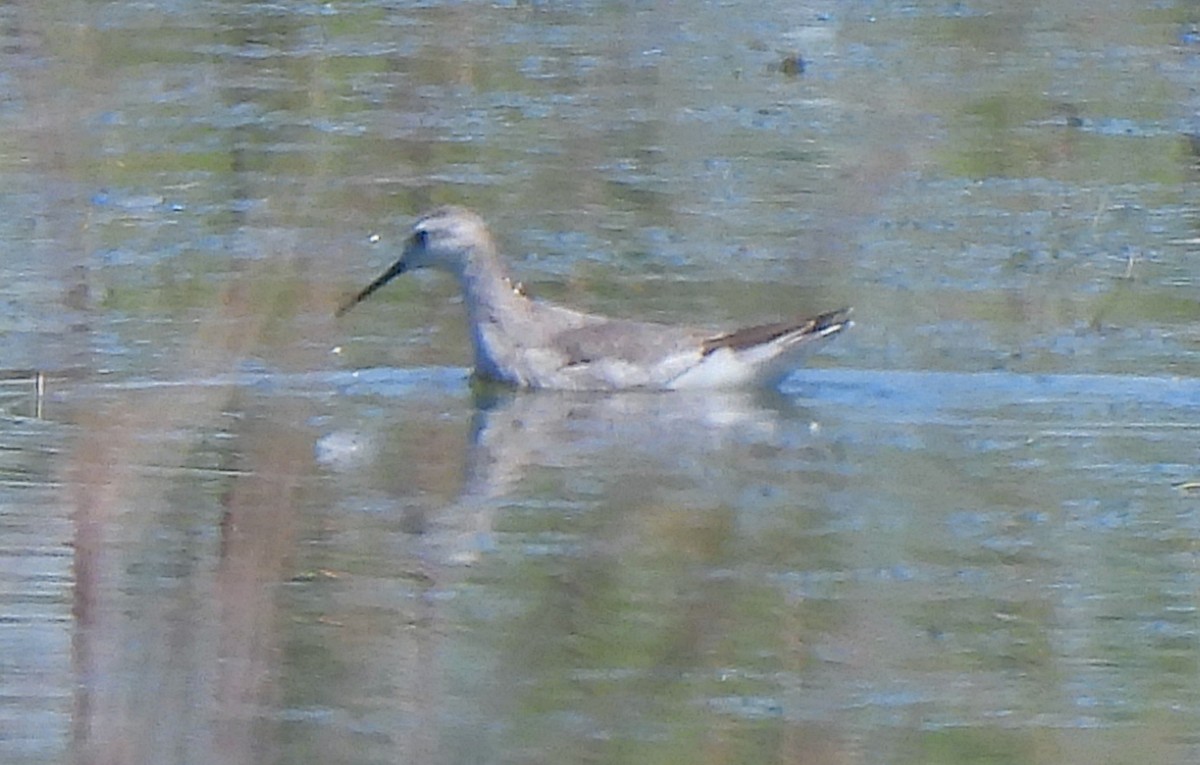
416 385 829 567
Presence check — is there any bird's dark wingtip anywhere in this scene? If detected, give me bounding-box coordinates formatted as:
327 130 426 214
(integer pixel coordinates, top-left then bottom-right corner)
813 306 853 334
701 306 853 356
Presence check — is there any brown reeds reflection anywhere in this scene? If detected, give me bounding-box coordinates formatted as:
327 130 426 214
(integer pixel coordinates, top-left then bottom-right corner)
64 270 330 765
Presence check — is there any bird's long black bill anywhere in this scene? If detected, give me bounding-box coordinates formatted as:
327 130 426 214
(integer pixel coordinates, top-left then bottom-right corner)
335 259 407 317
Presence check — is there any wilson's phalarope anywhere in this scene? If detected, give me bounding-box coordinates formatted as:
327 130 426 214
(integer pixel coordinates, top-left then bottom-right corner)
337 206 850 390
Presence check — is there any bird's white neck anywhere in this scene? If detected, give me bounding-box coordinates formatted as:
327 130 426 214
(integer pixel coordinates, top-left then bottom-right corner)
457 242 525 314
454 242 530 381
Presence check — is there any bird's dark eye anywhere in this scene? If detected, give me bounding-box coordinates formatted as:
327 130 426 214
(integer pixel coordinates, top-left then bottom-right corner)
411 229 428 247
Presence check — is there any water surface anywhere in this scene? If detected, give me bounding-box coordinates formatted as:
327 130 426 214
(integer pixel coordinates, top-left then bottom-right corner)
2 1 1200 763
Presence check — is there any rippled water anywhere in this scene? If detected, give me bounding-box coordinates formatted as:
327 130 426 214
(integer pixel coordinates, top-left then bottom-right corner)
3 1 1200 763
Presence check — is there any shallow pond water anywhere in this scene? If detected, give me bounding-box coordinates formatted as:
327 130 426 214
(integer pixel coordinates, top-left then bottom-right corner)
3 1 1200 764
